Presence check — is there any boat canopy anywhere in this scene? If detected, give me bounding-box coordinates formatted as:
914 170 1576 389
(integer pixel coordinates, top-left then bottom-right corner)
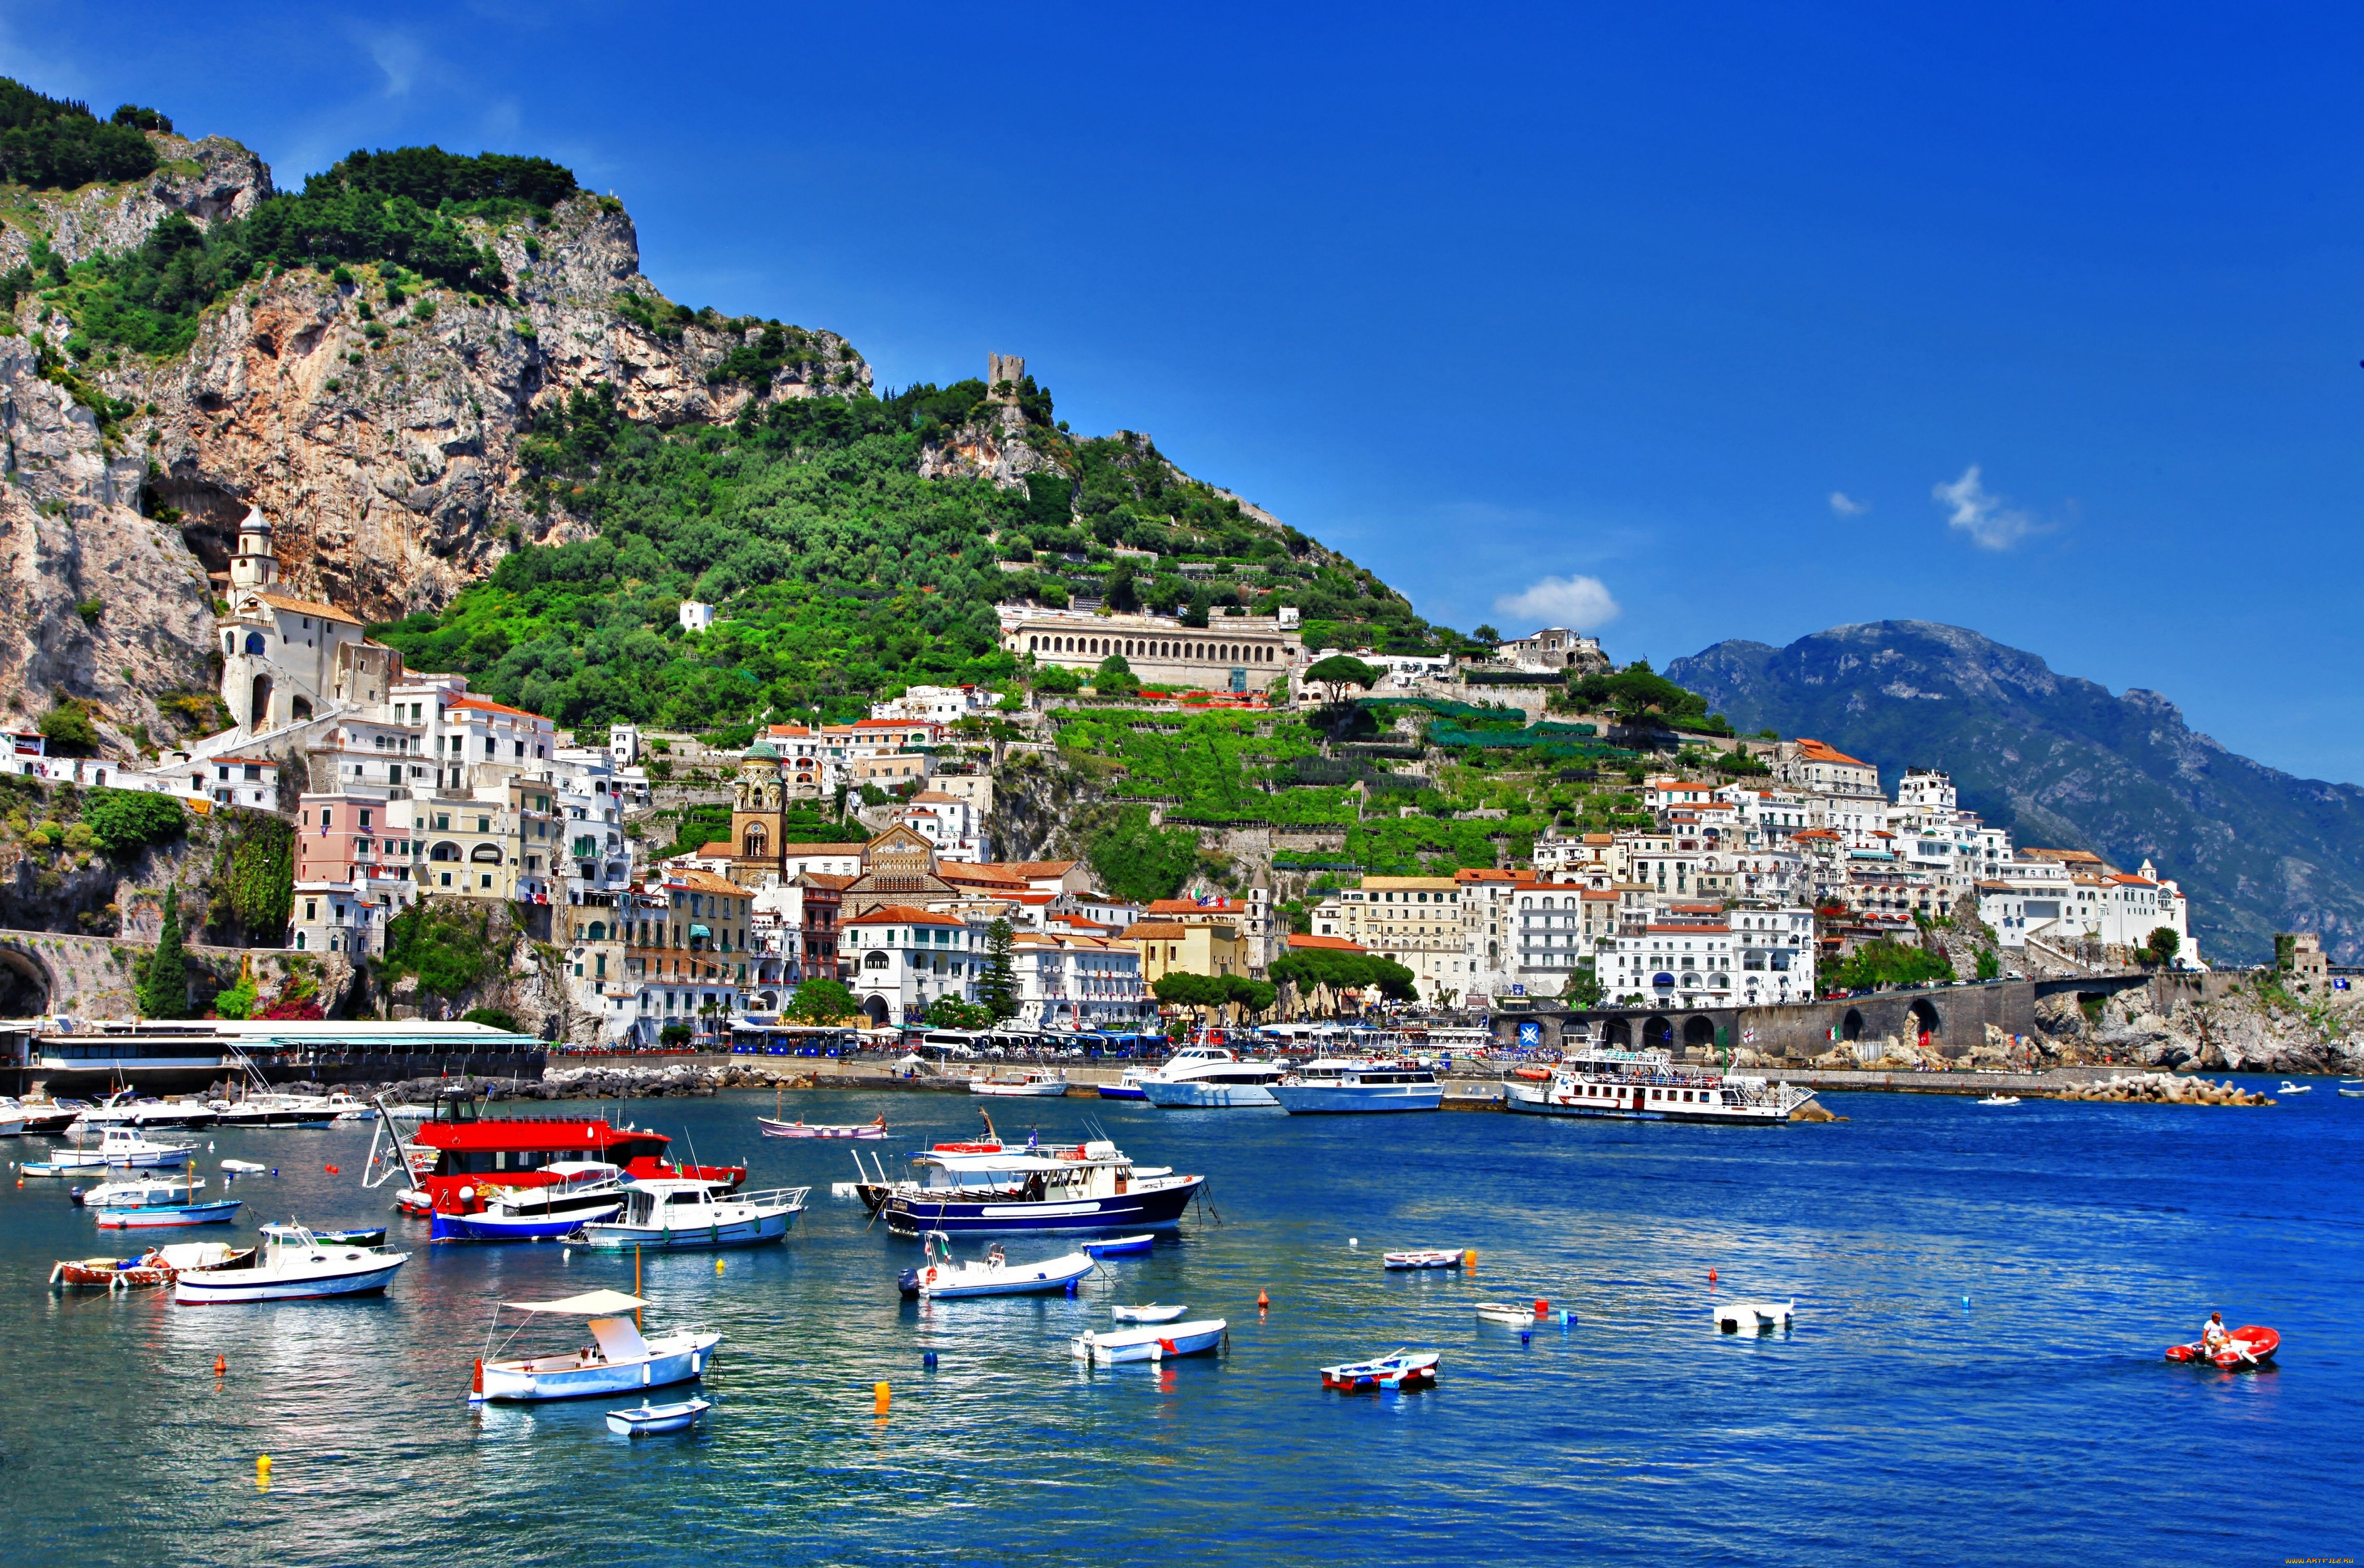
501 1289 649 1315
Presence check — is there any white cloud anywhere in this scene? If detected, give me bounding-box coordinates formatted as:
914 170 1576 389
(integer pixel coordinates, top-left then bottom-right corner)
1829 491 1869 517
1493 574 1621 634
359 27 427 96
1933 464 2039 549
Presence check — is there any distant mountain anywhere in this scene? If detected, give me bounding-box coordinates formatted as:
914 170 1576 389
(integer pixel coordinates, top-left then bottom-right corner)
1666 621 2364 965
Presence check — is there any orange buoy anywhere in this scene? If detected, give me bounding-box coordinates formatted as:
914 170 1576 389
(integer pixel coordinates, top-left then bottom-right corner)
1708 1269 1717 1285
873 1380 890 1415
472 1358 483 1395
214 1355 226 1376
1257 1287 1269 1310
1533 1299 1547 1317
325 1165 339 1175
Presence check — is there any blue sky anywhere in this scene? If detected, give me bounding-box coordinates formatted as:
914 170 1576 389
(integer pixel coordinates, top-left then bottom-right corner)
11 4 2363 780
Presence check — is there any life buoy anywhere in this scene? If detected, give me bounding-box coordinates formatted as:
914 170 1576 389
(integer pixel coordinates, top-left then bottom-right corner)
924 1266 938 1285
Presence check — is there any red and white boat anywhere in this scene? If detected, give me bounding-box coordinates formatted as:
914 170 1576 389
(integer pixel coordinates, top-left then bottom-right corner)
758 1115 888 1140
1320 1349 1440 1392
2166 1325 2279 1370
366 1094 745 1218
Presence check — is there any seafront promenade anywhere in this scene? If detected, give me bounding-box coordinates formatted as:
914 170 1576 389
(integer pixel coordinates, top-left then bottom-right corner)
552 1053 2149 1102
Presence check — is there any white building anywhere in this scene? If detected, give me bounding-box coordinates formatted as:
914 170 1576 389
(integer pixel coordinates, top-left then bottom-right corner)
839 904 984 1026
1012 930 1152 1029
678 601 716 634
870 685 990 724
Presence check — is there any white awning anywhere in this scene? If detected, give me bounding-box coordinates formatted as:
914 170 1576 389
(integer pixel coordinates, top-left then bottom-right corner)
501 1289 648 1315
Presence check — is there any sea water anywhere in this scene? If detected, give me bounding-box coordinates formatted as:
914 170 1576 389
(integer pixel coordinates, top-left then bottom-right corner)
0 1080 2356 1566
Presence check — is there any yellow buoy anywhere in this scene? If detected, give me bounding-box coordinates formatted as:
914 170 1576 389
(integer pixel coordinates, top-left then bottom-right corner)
1463 1249 1477 1268
715 1257 725 1275
873 1380 890 1415
255 1455 272 1490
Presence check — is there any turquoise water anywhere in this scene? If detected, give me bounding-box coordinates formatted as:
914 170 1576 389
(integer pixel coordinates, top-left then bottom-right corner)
2 1080 2357 1566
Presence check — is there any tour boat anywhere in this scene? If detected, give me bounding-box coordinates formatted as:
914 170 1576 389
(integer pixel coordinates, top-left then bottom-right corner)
173 1225 411 1304
1320 1349 1440 1392
1383 1249 1465 1271
569 1181 808 1252
1503 1048 1815 1126
757 1116 888 1139
1269 1060 1444 1115
606 1397 711 1436
878 1139 1204 1237
1112 1302 1189 1324
1073 1318 1228 1365
1474 1303 1536 1326
969 1069 1071 1097
368 1094 745 1218
1139 1047 1289 1109
34 1126 196 1171
896 1231 1097 1298
1976 1095 2023 1107
431 1161 632 1242
2166 1325 2279 1370
96 1197 242 1228
1083 1233 1156 1258
50 1241 253 1290
1714 1300 1795 1333
471 1290 720 1404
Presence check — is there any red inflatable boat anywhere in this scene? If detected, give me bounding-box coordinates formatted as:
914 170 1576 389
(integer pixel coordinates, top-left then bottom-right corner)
2165 1325 2279 1370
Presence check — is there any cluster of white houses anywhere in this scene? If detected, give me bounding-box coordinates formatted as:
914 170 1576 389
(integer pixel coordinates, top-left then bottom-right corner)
46 506 2201 1037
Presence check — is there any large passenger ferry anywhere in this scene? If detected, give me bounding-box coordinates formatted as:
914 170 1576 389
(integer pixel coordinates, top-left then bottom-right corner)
369 1095 746 1217
1502 1047 1813 1126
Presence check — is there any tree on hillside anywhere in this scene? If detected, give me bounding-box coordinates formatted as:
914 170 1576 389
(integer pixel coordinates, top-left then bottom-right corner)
1562 962 1603 1009
1472 625 1502 645
138 887 190 1020
1086 806 1200 904
1093 654 1140 698
1303 654 1381 705
1105 563 1140 614
785 977 857 1023
978 918 1020 1020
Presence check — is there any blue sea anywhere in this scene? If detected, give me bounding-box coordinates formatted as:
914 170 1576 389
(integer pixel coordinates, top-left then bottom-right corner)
1 1080 2356 1567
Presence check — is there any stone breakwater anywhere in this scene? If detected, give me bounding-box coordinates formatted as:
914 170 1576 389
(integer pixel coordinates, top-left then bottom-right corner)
2050 1072 2273 1106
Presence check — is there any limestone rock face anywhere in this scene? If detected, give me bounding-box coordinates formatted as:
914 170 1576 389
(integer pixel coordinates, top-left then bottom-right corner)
918 401 1061 490
1 153 868 748
0 133 274 269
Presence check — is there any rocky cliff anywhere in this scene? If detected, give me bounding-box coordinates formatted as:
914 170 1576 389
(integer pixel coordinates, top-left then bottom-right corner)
1667 621 2364 965
0 128 867 752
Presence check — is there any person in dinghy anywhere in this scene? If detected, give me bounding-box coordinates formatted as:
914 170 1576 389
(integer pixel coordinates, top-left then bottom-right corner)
2200 1311 2230 1357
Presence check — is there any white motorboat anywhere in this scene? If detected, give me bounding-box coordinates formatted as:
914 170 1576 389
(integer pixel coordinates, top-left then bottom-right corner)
173 1224 411 1303
1715 1300 1795 1333
1138 1046 1288 1109
0 1098 28 1138
571 1181 808 1252
606 1397 712 1436
35 1126 196 1171
1475 1302 1537 1326
1504 1048 1814 1126
2278 1081 2310 1095
1976 1095 2022 1107
1269 1060 1444 1115
471 1290 720 1404
969 1069 1070 1097
220 1159 271 1174
73 1175 207 1208
897 1231 1097 1297
1111 1303 1189 1324
70 1091 221 1130
1073 1318 1227 1364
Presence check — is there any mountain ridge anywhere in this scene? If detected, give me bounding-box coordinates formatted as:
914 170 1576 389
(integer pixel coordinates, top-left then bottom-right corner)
1667 620 2364 964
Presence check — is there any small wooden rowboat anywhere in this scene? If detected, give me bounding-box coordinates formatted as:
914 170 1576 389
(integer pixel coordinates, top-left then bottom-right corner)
1112 1302 1188 1324
49 1242 254 1289
1074 1318 1228 1365
1321 1349 1439 1392
1383 1249 1465 1271
2166 1325 2279 1370
1475 1302 1538 1326
757 1116 887 1140
605 1396 712 1436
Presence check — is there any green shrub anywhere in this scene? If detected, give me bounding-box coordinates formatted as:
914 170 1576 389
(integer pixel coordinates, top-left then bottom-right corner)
81 787 185 856
37 702 99 754
462 1005 522 1031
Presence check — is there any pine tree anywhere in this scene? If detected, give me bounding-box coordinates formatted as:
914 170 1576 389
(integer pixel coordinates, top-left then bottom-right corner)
979 918 1020 1021
139 886 189 1020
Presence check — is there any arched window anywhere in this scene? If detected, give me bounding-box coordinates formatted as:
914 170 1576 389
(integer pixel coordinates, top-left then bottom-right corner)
743 825 768 858
864 950 890 970
429 841 461 863
244 631 267 656
470 845 503 863
588 921 608 941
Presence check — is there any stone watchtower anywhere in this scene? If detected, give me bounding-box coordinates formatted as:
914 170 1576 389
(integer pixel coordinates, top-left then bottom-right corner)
988 354 1025 398
730 741 787 869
